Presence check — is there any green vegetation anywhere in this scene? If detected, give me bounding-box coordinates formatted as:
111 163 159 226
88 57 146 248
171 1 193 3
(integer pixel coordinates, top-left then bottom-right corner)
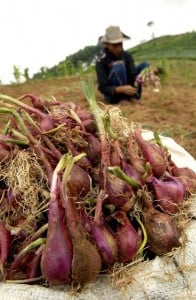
30 31 196 81
131 31 196 61
32 45 101 80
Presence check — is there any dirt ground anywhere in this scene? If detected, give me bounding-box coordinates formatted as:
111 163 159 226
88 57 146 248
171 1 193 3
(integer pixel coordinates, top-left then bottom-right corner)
0 76 195 158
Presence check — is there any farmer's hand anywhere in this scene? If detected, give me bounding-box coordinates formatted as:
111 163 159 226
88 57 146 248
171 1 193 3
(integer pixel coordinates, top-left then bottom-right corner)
115 85 137 95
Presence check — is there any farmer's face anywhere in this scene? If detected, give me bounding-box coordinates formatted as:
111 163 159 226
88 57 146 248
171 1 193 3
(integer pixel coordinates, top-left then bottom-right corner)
106 42 123 57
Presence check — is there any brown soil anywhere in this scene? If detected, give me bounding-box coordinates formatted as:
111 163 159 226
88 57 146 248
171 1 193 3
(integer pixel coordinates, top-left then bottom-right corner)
0 76 195 158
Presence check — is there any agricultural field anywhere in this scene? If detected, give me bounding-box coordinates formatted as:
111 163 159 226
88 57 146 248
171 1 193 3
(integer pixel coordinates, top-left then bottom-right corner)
0 59 195 158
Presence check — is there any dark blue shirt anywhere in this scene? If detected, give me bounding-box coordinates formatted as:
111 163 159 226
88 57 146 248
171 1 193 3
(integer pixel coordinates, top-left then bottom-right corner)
95 48 138 103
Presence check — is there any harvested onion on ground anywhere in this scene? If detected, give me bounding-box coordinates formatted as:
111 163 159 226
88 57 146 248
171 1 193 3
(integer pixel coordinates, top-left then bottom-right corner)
0 83 195 289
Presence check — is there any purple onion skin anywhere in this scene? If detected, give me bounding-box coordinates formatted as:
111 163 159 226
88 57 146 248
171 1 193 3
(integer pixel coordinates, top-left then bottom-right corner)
30 96 44 110
0 222 11 267
69 146 92 170
82 119 97 134
128 135 146 175
110 148 121 166
171 166 196 192
90 223 117 265
85 135 101 166
80 211 117 266
134 128 166 178
23 94 45 110
75 106 93 122
12 217 37 241
98 165 133 210
105 175 133 210
61 179 101 286
152 174 185 214
8 253 34 279
114 212 141 263
41 208 73 285
39 115 55 131
27 244 44 279
0 142 12 163
66 206 102 286
18 94 55 132
66 164 91 198
143 207 181 255
62 102 97 133
19 94 57 110
6 188 20 209
121 161 143 186
41 182 73 285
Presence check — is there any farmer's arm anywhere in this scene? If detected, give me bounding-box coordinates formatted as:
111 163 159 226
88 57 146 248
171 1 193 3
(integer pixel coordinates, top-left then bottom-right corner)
114 85 137 95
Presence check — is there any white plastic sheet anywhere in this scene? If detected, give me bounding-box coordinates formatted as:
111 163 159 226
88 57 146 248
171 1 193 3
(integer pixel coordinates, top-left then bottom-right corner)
141 130 196 172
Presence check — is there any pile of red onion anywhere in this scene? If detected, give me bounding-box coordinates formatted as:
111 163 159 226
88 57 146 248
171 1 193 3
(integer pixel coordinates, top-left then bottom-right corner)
0 84 195 288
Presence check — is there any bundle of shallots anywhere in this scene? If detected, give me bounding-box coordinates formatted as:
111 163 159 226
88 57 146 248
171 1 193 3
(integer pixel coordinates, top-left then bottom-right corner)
0 83 195 289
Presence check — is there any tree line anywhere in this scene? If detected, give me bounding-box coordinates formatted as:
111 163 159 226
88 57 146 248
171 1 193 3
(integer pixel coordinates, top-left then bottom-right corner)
5 30 196 84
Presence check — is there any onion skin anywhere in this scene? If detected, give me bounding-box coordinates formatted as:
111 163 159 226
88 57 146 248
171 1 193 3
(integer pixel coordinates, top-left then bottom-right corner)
114 212 142 263
66 164 91 198
171 166 196 192
99 167 133 210
41 178 73 285
152 174 185 214
41 215 73 285
128 135 146 176
27 244 44 279
7 188 21 209
82 119 97 134
122 161 143 186
110 146 121 166
62 201 101 285
143 207 181 255
74 104 93 122
134 128 166 178
19 94 59 110
39 115 54 132
8 253 34 279
0 224 11 259
21 94 45 110
81 211 117 266
66 141 92 170
62 166 102 286
41 205 73 285
105 176 133 210
0 222 11 279
91 223 117 265
71 231 102 285
11 217 37 241
0 142 12 163
85 134 101 166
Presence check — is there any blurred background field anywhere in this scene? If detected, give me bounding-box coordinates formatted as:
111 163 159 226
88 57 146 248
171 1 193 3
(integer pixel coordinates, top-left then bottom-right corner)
0 32 195 158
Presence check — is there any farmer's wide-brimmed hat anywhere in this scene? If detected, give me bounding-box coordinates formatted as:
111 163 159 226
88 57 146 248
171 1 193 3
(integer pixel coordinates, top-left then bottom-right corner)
100 25 130 44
